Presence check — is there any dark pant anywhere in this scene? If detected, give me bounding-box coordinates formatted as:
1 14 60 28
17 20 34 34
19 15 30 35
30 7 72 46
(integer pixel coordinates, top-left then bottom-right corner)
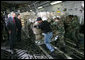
17 30 21 41
9 31 16 50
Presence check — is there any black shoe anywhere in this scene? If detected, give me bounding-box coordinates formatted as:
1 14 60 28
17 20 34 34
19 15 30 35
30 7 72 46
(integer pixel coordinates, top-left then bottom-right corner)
50 51 66 59
75 46 80 49
60 47 67 53
50 51 59 59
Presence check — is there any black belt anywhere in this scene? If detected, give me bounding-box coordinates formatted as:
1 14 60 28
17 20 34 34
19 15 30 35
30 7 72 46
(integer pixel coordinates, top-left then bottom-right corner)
44 32 52 34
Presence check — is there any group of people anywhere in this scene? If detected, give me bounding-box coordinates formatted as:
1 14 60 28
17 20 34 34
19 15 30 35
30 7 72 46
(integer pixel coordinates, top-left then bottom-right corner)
2 11 83 59
33 15 82 58
7 12 22 52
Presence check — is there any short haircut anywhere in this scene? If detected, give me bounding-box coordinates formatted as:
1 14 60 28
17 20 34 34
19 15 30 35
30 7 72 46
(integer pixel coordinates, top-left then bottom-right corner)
37 17 42 21
56 17 60 20
17 13 20 16
10 12 15 16
8 14 11 18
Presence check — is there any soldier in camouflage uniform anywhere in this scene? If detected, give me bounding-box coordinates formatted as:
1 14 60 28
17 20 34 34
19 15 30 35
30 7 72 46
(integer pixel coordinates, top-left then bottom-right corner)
64 15 80 48
51 17 66 52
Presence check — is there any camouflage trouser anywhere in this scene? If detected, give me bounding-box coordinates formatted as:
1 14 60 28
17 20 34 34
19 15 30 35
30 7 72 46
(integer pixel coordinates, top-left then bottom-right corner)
57 34 66 49
65 30 80 47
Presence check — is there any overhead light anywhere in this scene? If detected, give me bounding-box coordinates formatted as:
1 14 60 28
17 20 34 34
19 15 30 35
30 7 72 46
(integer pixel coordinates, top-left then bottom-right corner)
50 1 62 5
82 1 84 8
30 10 32 11
38 6 43 9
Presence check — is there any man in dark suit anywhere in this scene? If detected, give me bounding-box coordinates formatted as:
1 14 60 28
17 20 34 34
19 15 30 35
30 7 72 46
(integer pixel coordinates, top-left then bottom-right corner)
7 12 17 52
15 14 22 41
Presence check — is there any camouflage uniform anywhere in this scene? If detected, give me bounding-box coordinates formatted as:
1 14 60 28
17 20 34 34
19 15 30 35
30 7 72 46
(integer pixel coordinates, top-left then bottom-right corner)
64 15 80 47
57 18 66 49
51 18 66 49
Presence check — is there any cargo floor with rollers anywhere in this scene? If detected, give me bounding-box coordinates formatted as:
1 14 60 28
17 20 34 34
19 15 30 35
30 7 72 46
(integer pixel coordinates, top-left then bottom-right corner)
1 29 84 59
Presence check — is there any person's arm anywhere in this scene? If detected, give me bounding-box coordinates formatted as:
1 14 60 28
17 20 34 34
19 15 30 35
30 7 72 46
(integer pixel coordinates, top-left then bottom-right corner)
15 18 18 31
21 23 22 28
7 18 11 34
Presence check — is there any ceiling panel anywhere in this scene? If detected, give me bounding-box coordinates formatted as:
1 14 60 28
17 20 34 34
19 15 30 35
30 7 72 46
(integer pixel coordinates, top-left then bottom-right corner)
1 1 36 4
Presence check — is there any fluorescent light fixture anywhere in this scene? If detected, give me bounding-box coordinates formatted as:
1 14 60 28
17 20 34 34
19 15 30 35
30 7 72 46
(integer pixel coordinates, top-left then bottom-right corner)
38 6 43 9
50 1 62 5
82 1 84 8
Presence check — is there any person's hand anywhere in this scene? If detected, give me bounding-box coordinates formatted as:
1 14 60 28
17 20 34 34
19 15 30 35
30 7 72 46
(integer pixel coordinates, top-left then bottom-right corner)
9 30 11 34
16 29 18 31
